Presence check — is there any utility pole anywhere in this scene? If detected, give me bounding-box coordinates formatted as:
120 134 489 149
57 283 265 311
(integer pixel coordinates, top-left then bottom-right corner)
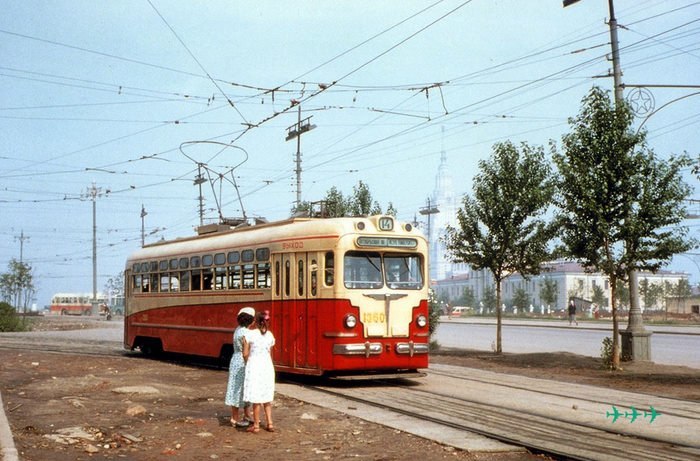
83 182 104 308
285 105 316 210
140 205 147 247
565 0 651 361
14 230 30 312
419 197 440 281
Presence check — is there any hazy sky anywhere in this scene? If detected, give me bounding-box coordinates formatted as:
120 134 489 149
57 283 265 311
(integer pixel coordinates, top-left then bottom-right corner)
2 1 699 306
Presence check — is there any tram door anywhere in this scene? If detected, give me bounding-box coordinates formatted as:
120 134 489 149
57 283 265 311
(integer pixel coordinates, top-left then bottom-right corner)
272 252 317 370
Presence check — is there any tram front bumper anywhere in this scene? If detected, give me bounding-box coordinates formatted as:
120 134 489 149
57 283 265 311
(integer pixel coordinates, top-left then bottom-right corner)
333 341 429 358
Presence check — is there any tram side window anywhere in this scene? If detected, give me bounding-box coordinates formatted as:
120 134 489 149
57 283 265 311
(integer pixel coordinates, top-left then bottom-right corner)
297 259 304 296
242 264 255 289
344 251 382 289
257 263 271 288
133 275 143 292
202 269 214 290
191 269 202 291
275 261 280 296
324 252 334 286
150 273 159 292
170 273 180 291
180 270 190 292
160 273 170 292
214 266 227 290
311 259 318 296
142 275 150 292
229 265 241 289
285 260 291 296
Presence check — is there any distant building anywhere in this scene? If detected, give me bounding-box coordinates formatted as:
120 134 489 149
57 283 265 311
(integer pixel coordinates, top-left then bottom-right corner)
434 260 689 312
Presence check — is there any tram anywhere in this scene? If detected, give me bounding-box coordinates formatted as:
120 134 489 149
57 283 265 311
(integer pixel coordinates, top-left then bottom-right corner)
49 293 107 316
123 215 430 378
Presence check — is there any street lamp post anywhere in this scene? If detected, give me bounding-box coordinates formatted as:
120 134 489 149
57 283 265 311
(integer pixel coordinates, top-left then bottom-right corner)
564 0 651 361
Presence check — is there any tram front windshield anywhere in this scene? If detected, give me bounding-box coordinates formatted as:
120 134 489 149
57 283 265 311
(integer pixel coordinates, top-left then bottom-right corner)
343 251 423 289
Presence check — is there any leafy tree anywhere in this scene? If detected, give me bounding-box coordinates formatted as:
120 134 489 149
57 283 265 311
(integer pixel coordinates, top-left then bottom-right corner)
646 282 664 310
0 259 35 322
553 86 694 369
591 284 607 308
349 180 382 216
480 286 496 313
539 277 558 311
615 280 630 309
0 301 27 332
444 140 556 353
292 181 393 218
511 287 530 313
459 286 476 308
427 288 441 345
669 279 692 314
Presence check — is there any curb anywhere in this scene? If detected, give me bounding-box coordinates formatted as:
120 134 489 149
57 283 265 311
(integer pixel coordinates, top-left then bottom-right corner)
0 391 18 461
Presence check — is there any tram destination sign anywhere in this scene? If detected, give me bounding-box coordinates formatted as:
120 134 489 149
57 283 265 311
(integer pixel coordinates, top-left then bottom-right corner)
357 237 417 248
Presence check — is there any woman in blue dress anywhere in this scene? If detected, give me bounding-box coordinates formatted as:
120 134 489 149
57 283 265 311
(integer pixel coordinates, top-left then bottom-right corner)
224 306 255 427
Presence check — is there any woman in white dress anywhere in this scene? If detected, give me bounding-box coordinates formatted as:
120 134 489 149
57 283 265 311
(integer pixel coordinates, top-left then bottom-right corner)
242 310 276 433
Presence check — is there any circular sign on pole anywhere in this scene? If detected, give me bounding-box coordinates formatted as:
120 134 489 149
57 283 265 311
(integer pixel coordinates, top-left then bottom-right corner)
627 87 655 117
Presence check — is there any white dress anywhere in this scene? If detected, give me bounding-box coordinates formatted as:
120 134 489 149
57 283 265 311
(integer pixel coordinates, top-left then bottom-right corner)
242 329 276 403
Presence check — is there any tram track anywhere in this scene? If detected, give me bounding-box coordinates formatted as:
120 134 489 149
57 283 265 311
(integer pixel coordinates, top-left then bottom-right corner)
428 366 700 422
300 365 700 461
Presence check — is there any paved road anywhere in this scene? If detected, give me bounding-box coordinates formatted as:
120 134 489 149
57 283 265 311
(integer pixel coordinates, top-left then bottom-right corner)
435 317 700 369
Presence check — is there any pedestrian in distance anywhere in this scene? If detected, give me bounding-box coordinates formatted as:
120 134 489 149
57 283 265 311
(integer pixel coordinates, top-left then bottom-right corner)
224 306 255 428
243 310 276 433
568 298 578 326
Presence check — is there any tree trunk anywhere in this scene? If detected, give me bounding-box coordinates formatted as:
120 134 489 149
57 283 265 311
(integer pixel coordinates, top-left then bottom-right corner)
610 274 620 369
495 277 502 354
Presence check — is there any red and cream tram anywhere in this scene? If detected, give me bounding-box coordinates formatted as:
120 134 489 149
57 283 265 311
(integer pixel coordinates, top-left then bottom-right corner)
124 215 429 378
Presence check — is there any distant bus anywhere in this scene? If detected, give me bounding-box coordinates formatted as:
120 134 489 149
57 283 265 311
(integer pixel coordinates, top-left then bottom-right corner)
49 293 106 316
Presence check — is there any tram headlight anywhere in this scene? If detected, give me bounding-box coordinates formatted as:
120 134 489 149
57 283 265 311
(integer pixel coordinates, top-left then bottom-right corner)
416 314 427 328
344 314 358 329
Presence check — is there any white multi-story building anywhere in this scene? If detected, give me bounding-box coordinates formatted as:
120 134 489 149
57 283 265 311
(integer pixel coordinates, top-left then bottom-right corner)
435 261 689 312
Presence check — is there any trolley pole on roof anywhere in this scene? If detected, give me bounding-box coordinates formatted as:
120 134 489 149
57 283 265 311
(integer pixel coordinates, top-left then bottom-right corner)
285 105 316 210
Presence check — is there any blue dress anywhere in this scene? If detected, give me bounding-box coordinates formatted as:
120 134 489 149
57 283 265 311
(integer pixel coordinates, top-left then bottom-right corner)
224 326 250 408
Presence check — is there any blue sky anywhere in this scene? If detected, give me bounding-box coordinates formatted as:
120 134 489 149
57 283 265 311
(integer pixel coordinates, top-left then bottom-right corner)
1 1 699 307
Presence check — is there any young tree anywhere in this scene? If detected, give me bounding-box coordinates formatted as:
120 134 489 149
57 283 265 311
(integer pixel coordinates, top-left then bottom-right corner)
553 86 694 369
481 286 496 313
591 284 607 309
511 287 530 314
539 277 558 311
0 259 35 319
292 181 392 218
459 286 476 308
444 140 556 353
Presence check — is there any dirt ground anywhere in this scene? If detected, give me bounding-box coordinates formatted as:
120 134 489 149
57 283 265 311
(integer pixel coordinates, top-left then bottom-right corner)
1 318 699 461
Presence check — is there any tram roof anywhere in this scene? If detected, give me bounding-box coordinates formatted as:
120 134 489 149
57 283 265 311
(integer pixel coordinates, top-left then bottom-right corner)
126 215 426 264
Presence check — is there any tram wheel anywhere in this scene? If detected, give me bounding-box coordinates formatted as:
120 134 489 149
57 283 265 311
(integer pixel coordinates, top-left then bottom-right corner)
139 338 163 356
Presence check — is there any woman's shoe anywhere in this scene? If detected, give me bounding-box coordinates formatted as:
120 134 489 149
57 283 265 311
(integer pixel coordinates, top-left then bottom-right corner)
246 425 260 434
265 424 275 432
235 420 250 428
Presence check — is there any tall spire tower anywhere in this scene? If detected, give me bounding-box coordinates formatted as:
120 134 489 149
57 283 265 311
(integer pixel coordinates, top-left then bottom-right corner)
428 127 458 281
